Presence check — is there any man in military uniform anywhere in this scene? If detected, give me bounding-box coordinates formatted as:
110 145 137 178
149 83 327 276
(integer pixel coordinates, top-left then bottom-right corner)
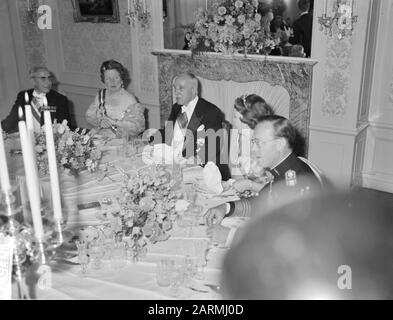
205 115 323 246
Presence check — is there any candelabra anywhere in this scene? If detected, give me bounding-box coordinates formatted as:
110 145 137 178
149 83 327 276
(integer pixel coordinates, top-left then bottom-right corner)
318 0 358 39
125 0 151 29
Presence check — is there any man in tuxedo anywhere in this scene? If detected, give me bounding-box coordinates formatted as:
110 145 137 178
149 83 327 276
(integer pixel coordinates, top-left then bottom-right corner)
154 72 230 180
1 66 73 133
205 115 323 246
291 0 313 58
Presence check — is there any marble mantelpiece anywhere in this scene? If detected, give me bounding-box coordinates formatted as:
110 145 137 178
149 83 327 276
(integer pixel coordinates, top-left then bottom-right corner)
152 49 318 153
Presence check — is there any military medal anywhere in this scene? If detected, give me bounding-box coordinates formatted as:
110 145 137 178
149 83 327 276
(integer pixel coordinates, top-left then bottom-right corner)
285 170 297 187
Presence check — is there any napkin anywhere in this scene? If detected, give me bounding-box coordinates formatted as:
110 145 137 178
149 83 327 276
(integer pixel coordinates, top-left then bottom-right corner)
202 162 223 195
182 166 203 184
142 144 184 165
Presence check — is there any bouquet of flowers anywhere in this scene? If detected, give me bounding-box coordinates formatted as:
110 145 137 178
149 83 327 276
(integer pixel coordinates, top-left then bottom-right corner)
186 0 277 55
35 120 102 176
100 165 182 260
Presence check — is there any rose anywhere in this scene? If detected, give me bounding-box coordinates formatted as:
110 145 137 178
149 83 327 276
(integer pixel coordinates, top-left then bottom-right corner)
218 6 227 15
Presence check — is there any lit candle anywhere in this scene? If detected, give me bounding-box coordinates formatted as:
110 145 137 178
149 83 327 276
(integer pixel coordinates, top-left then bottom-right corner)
205 0 208 11
0 129 11 193
24 92 35 147
18 107 43 240
323 0 327 15
143 0 146 12
43 101 62 222
127 0 130 12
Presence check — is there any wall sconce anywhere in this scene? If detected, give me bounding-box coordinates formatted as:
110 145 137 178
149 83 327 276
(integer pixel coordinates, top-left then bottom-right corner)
318 0 358 39
25 0 43 25
125 0 151 29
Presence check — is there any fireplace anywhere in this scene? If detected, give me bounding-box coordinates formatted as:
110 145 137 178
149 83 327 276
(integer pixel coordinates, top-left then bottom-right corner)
152 49 317 154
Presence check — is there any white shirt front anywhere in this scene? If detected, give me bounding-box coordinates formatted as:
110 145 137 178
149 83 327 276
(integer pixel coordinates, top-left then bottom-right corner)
172 96 199 157
31 90 47 132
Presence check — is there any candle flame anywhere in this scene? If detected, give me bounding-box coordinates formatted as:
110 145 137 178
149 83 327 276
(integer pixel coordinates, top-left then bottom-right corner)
18 107 24 120
25 91 29 104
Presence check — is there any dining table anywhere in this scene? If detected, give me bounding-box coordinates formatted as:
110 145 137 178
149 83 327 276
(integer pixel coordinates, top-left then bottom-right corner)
4 133 244 300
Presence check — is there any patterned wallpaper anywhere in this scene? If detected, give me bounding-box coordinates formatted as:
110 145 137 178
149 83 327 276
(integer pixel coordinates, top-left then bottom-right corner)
57 0 132 80
322 37 352 117
17 0 46 71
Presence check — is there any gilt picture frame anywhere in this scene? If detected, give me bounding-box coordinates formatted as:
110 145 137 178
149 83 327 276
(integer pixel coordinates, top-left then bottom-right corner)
73 0 120 23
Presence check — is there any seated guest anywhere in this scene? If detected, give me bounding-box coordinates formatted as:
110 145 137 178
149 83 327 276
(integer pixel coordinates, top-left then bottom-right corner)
151 72 230 180
205 116 323 244
85 59 145 138
1 66 72 133
230 94 274 178
221 191 393 299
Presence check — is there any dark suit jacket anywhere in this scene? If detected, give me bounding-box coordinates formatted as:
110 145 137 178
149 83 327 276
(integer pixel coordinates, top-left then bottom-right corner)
291 13 313 57
156 97 230 180
1 89 73 133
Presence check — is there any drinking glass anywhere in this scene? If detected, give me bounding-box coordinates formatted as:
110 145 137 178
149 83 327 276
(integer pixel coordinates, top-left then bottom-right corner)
156 259 175 287
183 255 197 282
111 241 127 269
89 240 105 270
169 262 185 297
76 240 89 275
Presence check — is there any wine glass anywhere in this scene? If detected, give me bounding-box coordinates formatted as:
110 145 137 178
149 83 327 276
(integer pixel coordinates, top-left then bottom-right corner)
89 240 105 270
169 262 185 297
76 240 89 275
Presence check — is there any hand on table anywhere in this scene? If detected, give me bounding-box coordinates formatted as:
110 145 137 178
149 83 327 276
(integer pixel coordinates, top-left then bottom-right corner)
206 225 230 246
233 179 264 194
204 203 227 226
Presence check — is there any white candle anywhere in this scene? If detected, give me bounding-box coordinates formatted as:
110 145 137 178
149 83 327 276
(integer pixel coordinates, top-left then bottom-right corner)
24 103 35 147
143 0 146 12
0 129 11 193
18 107 44 240
323 0 327 15
43 105 62 222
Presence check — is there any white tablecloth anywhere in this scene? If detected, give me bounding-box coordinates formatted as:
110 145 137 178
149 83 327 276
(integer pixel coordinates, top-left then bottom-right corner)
6 135 239 300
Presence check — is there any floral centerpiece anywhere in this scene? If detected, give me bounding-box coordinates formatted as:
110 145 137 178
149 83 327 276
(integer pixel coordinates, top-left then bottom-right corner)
35 120 102 176
100 165 182 261
186 0 277 55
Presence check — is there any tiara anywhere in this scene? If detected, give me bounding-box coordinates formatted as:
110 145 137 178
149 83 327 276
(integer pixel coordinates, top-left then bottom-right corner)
241 94 248 107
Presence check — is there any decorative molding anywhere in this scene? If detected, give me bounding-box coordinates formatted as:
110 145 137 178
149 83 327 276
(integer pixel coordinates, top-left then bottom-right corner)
153 50 317 154
322 37 352 117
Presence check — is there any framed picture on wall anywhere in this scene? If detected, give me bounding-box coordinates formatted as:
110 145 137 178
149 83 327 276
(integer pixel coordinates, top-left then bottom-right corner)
72 0 120 23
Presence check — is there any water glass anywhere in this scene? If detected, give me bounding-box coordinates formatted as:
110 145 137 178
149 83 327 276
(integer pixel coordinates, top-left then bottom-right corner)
89 241 105 270
76 240 89 274
184 255 197 281
169 263 185 297
156 259 175 287
111 242 127 269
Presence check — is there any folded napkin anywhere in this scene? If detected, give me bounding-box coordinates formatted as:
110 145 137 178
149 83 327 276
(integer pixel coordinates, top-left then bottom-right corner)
202 162 223 195
141 144 184 165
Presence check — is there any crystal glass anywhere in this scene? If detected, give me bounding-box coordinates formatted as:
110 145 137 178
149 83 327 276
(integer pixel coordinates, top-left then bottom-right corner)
76 240 89 275
156 259 175 287
183 255 197 282
89 240 105 270
169 262 185 297
111 241 127 269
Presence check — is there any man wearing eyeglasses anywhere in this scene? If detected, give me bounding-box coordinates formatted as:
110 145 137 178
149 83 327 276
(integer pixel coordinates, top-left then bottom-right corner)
205 115 323 246
1 66 73 133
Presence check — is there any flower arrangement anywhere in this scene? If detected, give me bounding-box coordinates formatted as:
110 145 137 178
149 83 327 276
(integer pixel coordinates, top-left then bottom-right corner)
34 120 102 176
186 0 277 55
100 165 182 261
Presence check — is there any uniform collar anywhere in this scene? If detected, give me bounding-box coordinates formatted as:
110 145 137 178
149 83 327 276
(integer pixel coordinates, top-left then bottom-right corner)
270 152 296 180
